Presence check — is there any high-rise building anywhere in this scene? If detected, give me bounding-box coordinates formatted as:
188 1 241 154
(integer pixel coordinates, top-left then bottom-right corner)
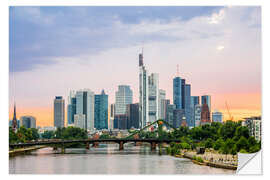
166 104 176 127
190 96 200 127
173 77 185 109
54 96 65 128
114 114 128 129
109 104 115 129
158 89 166 119
67 91 76 125
75 89 95 130
242 116 261 142
139 52 149 128
20 116 36 128
74 114 86 129
194 104 202 127
160 99 170 121
212 110 223 123
173 109 185 128
148 73 159 123
115 85 133 115
184 84 191 127
94 90 108 130
126 103 139 129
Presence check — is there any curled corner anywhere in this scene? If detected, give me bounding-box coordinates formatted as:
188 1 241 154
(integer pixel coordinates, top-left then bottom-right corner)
237 150 262 174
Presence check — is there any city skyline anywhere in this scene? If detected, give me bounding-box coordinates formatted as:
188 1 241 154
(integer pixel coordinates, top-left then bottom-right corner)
9 6 261 127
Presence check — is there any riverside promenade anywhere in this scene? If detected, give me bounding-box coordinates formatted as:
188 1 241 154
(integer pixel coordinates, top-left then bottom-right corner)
179 149 237 170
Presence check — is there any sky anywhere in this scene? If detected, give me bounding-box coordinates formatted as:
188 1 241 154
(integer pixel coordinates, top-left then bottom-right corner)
9 6 261 127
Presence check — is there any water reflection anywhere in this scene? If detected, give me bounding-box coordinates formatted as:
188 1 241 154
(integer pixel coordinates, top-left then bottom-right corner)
9 144 235 174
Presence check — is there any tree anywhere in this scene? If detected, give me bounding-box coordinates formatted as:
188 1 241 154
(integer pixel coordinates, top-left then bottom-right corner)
9 127 18 143
205 138 214 148
234 126 249 141
30 128 39 140
41 130 55 139
236 136 249 152
213 138 224 151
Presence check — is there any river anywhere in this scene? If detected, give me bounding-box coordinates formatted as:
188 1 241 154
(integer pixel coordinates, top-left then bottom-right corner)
9 143 235 174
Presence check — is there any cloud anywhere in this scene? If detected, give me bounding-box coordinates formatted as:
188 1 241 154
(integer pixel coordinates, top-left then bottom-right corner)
9 6 261 114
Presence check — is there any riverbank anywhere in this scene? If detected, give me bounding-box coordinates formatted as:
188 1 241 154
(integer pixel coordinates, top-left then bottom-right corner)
175 150 237 170
9 145 47 157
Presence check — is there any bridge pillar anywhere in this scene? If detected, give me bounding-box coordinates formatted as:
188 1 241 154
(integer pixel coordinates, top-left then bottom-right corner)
86 142 90 150
53 146 58 151
61 148 65 154
119 141 124 151
151 142 156 151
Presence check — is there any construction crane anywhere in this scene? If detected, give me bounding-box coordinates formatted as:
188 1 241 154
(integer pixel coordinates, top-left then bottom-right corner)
225 101 234 121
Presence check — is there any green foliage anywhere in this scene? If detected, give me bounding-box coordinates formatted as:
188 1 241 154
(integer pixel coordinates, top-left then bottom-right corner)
55 127 88 140
234 126 249 141
213 138 224 150
41 130 55 139
196 156 204 163
236 136 249 152
204 138 214 148
239 149 248 153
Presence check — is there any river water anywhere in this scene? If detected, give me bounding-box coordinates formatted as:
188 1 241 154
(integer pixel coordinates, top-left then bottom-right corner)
9 143 235 174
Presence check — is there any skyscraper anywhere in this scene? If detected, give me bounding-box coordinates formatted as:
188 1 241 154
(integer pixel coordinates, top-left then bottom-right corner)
74 114 85 129
148 73 159 123
194 104 202 127
139 52 149 128
158 89 166 119
75 89 95 130
67 91 76 125
115 85 133 115
166 104 176 127
109 104 115 129
160 99 170 121
184 84 191 127
94 90 108 130
173 77 185 109
54 96 65 128
190 96 200 127
126 103 139 129
173 109 185 128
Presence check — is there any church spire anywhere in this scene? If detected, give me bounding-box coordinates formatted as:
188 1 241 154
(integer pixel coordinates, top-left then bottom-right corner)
12 102 17 131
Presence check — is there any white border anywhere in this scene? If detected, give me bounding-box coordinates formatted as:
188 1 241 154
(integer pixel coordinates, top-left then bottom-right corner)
1 0 270 179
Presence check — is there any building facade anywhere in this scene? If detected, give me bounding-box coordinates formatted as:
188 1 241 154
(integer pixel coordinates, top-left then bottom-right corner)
212 110 223 123
173 77 185 109
75 89 95 130
190 96 200 127
74 114 86 129
160 99 170 121
201 95 211 115
184 84 191 127
94 90 108 130
114 114 128 130
20 116 36 128
242 116 261 142
200 103 211 125
139 52 149 128
158 89 166 119
194 104 202 127
54 96 65 128
148 73 159 123
67 91 76 125
115 85 133 115
166 104 176 128
126 103 139 129
173 109 185 128
109 104 115 130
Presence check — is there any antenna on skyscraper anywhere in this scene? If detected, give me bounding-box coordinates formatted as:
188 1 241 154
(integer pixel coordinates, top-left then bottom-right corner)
176 64 180 77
